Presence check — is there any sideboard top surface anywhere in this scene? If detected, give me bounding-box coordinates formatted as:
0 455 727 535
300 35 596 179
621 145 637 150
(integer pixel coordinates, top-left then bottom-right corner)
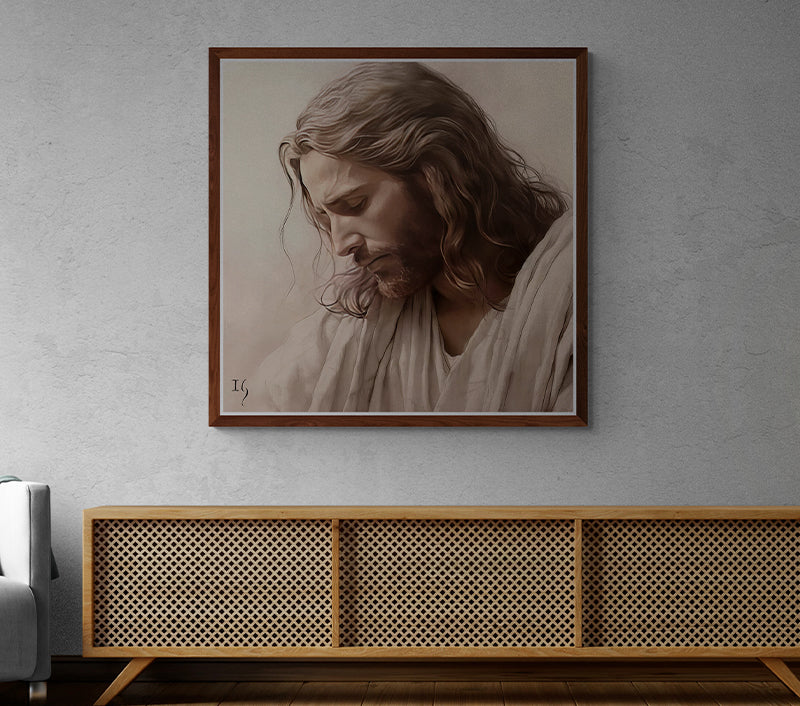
83 505 800 520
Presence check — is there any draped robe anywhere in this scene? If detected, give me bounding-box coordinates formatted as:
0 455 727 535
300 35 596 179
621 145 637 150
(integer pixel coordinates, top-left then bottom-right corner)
251 212 574 413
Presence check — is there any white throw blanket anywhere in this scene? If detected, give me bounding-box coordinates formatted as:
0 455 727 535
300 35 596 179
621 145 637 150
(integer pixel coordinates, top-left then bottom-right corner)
251 212 574 413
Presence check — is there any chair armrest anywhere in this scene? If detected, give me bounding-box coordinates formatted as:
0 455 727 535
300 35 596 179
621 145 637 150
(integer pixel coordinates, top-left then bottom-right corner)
0 482 52 680
0 482 50 586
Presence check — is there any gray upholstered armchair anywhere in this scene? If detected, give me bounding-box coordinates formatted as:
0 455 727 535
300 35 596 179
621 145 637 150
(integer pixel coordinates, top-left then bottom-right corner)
0 481 52 704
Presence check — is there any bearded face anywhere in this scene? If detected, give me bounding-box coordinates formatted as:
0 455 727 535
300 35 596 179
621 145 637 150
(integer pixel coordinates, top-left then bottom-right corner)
300 151 444 299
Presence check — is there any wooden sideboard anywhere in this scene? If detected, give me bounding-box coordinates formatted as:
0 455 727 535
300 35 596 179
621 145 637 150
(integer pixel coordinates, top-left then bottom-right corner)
83 506 800 704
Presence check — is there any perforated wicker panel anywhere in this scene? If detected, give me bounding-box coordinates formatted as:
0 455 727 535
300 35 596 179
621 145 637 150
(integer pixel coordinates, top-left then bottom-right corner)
582 520 800 647
92 519 331 647
339 519 575 647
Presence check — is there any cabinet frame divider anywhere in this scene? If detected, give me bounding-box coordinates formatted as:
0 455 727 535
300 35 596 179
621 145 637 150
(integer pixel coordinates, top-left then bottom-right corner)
331 518 341 648
574 518 583 648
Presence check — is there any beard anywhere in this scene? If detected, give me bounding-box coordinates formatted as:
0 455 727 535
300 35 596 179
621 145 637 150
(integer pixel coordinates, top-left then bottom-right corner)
322 226 443 319
357 237 443 300
357 196 444 299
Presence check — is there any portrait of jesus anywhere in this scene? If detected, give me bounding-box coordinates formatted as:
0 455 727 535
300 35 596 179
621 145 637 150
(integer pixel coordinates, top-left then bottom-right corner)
214 52 585 423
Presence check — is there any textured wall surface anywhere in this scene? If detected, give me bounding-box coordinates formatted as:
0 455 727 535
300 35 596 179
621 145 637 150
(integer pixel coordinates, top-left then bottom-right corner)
1 0 798 655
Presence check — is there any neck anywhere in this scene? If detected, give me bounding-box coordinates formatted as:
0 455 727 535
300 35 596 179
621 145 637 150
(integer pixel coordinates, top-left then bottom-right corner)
431 272 510 356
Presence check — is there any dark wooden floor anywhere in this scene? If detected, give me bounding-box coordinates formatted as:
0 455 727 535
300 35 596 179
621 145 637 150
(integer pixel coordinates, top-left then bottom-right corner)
1 679 798 705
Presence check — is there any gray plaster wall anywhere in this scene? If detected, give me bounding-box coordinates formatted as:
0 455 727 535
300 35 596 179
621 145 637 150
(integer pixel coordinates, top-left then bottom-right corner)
1 0 798 656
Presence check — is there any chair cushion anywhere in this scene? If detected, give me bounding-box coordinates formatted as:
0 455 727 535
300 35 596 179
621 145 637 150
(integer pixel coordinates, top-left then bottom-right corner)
0 577 37 680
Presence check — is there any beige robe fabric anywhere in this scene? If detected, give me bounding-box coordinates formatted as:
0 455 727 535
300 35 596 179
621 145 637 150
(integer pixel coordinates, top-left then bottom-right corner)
252 212 574 413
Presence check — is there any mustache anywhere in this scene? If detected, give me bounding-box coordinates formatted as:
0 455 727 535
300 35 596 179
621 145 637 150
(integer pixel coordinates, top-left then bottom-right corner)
353 250 393 270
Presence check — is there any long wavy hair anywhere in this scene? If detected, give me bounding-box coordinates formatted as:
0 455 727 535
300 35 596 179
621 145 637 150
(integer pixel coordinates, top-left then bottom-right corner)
279 61 568 317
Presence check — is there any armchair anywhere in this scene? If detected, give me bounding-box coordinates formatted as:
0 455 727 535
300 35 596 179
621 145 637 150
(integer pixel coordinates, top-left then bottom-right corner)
0 481 52 704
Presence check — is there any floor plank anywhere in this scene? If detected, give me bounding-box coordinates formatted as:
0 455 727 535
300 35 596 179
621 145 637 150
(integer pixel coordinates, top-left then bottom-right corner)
0 681 26 706
433 682 503 705
1 677 793 706
501 681 575 705
47 681 110 706
568 681 648 705
362 681 435 705
699 681 799 705
760 681 800 703
290 682 369 705
220 682 303 705
120 681 235 706
633 681 717 705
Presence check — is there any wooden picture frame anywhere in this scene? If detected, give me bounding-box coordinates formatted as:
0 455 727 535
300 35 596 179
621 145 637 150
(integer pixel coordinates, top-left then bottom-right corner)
209 48 587 427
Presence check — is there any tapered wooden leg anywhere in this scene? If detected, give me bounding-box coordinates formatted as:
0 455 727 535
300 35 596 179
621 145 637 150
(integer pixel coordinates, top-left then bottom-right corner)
94 657 155 706
761 658 800 698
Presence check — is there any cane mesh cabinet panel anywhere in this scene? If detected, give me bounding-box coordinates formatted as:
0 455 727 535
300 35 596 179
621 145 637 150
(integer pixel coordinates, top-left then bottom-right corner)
84 507 800 658
581 519 800 648
91 518 332 648
338 519 575 647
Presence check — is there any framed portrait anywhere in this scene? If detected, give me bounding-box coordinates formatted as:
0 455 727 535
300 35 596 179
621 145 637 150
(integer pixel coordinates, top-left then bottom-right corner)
210 48 587 427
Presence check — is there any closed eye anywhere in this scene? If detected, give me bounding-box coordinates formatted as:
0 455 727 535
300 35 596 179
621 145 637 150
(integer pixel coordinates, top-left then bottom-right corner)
336 197 366 215
310 195 366 224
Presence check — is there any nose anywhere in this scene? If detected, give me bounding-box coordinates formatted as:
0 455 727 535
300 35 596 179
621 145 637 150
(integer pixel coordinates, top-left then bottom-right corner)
329 215 362 258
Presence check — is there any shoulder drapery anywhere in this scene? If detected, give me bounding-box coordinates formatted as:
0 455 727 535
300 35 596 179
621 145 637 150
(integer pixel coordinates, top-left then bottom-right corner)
251 211 574 413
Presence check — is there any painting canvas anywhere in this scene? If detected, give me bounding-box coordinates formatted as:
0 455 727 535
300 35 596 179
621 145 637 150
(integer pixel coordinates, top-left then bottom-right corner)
210 48 587 426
